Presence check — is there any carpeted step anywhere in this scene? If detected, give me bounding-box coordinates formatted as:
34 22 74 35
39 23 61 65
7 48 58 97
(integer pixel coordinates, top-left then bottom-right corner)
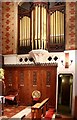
45 108 55 119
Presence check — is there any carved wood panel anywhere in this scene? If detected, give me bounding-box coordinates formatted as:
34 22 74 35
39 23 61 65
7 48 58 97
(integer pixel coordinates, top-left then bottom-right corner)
4 64 57 108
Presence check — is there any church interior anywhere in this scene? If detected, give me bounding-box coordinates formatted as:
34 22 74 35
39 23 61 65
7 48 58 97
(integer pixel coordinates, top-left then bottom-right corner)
0 1 77 119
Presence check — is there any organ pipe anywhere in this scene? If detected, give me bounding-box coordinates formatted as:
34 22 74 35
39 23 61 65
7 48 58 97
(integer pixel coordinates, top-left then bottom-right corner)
31 5 47 49
20 16 30 47
50 10 64 44
19 3 64 50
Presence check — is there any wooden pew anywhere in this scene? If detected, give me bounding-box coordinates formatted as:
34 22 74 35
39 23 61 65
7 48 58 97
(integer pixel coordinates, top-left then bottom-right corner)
31 98 49 119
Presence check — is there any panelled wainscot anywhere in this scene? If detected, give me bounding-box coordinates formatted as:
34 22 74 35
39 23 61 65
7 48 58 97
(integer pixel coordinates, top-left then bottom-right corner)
3 63 57 108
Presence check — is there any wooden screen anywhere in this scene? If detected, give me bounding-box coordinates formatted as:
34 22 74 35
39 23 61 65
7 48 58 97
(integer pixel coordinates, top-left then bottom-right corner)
4 64 57 108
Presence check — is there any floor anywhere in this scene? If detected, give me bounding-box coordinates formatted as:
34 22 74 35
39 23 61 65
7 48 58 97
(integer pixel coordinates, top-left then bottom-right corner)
57 104 71 116
0 104 75 120
3 105 26 118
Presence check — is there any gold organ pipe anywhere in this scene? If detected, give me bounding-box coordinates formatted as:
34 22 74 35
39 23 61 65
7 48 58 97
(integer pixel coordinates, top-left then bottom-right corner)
27 17 29 46
58 11 60 43
20 16 30 47
22 17 24 46
32 10 33 49
43 7 46 49
57 11 59 43
23 17 25 46
53 12 54 43
54 12 56 43
31 5 47 49
27 17 28 46
26 17 28 46
21 18 23 45
50 10 64 44
24 17 26 46
44 7 46 49
21 18 23 46
25 17 26 46
62 13 64 43
41 6 44 49
38 5 40 49
59 11 61 43
20 19 21 46
21 18 22 46
51 13 53 43
28 18 30 46
35 6 38 49
60 12 62 43
50 15 51 42
56 11 58 43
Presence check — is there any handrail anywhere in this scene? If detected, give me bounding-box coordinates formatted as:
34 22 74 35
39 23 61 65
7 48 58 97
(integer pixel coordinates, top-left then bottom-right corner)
31 98 49 119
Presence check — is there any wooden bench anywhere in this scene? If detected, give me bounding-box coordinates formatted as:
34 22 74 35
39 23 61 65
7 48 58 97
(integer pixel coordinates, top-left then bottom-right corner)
31 98 49 119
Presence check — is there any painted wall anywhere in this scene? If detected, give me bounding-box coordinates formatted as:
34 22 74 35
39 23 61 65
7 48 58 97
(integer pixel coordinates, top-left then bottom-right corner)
2 2 77 55
2 2 18 54
0 2 2 55
65 2 77 50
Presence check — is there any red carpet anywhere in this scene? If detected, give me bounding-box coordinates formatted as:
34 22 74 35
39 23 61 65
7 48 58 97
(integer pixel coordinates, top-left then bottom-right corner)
3 105 26 118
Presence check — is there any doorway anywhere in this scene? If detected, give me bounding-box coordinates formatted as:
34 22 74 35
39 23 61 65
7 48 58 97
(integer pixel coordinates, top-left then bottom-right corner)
57 74 73 115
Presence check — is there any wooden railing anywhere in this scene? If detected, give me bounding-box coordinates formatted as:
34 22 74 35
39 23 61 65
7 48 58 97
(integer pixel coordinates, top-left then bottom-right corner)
31 98 49 119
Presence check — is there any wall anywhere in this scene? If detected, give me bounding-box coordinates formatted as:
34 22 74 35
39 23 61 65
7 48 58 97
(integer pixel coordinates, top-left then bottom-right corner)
0 2 2 55
66 2 76 50
0 2 2 67
2 2 77 55
2 2 18 54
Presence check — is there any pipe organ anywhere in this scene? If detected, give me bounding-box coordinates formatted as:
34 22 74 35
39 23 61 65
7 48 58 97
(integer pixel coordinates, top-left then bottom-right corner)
20 16 30 47
50 10 64 44
18 2 65 53
31 4 47 49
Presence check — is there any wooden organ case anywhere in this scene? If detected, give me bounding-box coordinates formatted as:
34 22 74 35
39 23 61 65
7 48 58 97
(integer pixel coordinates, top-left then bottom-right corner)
4 63 57 108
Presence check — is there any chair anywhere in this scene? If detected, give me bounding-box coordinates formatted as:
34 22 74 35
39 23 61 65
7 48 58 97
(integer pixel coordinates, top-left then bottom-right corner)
32 90 41 104
5 89 19 106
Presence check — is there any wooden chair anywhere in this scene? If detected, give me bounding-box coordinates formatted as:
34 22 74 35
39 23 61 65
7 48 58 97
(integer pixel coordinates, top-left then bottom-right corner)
5 89 19 106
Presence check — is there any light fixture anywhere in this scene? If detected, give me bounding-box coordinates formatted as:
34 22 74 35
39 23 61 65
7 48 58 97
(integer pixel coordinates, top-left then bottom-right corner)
61 60 73 66
70 60 73 65
61 60 64 66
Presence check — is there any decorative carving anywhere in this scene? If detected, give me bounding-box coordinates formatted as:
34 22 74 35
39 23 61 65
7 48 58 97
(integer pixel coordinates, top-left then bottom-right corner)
29 49 49 63
46 71 51 87
8 71 12 86
33 71 37 86
20 71 24 86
